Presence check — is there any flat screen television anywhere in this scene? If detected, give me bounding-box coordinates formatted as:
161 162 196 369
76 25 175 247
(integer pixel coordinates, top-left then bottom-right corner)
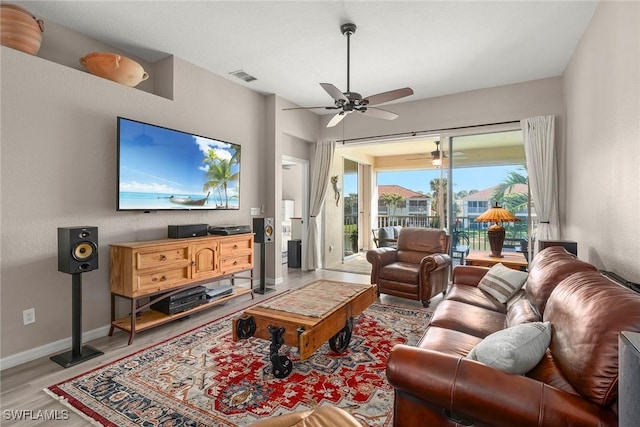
117 117 240 211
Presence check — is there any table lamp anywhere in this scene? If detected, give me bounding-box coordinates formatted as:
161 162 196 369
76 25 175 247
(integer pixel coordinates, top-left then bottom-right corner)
475 203 520 257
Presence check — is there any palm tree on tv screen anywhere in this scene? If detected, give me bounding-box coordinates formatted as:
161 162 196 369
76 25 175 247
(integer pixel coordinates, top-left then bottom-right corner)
202 147 240 209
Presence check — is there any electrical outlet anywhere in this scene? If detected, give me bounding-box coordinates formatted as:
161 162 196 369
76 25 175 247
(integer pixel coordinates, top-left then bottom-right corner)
250 207 261 216
23 308 36 325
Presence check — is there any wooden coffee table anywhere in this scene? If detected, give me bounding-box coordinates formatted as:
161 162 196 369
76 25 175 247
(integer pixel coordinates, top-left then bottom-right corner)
465 250 528 271
232 280 377 378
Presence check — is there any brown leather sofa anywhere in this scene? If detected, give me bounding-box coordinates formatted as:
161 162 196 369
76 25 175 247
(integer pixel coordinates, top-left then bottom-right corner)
386 246 640 426
366 227 451 307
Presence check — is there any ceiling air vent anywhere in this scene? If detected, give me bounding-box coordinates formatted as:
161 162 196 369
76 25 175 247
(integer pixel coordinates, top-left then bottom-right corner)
229 69 257 83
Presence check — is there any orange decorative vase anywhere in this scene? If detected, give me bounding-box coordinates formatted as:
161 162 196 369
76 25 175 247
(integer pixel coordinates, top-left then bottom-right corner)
0 3 44 55
80 52 149 87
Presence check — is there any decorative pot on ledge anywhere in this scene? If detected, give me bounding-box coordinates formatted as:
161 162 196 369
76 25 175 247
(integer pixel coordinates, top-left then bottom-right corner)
0 3 44 55
80 52 149 87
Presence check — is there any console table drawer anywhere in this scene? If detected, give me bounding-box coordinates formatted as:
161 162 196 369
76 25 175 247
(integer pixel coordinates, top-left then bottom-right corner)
220 254 252 275
220 237 252 256
136 267 190 294
136 247 190 270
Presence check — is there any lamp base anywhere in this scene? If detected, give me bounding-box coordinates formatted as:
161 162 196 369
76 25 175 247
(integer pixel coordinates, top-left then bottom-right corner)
487 225 506 258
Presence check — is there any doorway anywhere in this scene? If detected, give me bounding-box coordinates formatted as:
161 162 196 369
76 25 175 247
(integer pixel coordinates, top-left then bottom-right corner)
343 158 359 258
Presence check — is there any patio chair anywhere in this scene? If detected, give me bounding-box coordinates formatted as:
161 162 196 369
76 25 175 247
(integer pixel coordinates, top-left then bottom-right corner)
372 226 401 248
366 227 451 307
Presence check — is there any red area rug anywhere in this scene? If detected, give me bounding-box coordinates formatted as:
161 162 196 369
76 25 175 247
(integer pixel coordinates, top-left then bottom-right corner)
45 301 430 426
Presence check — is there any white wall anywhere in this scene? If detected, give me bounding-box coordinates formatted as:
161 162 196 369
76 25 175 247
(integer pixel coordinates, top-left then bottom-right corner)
562 1 640 281
0 47 269 360
0 36 318 364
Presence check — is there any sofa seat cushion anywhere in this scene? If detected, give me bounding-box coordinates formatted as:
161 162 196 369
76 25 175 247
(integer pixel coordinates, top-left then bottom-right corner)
417 326 482 357
445 284 507 314
379 262 419 284
545 270 640 407
429 300 506 339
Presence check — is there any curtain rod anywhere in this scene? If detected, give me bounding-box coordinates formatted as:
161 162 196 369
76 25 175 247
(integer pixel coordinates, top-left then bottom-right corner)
337 120 521 144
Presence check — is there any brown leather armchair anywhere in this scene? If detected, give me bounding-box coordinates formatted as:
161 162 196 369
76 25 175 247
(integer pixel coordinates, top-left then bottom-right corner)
366 227 451 307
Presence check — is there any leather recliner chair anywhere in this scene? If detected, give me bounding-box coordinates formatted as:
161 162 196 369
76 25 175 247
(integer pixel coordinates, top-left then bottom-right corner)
366 227 451 307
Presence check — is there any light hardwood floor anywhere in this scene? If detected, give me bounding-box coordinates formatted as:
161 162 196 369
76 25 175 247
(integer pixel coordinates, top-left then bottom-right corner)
1 267 435 426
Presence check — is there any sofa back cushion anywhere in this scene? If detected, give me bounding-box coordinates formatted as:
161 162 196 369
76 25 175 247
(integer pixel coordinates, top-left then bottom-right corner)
525 246 596 316
396 228 449 263
544 271 640 407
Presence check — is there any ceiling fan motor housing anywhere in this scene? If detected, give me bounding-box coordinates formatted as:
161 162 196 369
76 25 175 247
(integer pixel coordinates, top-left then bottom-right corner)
341 23 357 36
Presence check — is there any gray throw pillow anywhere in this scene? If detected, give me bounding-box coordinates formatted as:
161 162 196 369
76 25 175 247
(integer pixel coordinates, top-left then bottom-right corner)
478 263 529 303
467 321 551 374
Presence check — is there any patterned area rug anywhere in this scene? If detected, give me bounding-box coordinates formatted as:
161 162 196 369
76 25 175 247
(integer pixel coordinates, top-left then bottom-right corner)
45 300 430 426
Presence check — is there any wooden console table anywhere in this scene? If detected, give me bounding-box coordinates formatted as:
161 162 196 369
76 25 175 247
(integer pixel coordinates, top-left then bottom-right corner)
465 250 528 271
109 233 255 344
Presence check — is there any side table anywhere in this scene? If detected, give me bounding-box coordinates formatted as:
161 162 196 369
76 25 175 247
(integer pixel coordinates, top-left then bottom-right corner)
465 250 528 271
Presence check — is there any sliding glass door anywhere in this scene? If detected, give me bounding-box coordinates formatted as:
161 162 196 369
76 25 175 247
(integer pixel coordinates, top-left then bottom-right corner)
446 130 531 262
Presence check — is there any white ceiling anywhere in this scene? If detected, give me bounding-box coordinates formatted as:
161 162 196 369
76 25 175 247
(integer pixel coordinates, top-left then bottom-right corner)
18 1 598 111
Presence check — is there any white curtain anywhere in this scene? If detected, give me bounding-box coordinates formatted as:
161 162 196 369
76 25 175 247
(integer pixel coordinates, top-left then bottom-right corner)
521 115 559 256
305 141 336 269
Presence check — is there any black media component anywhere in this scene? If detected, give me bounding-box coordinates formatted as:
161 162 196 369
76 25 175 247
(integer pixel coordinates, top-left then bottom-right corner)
208 225 251 235
58 226 99 274
150 286 207 315
168 224 208 238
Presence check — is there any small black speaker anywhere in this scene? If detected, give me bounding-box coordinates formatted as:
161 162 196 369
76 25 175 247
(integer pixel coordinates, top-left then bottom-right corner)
58 226 98 274
619 331 640 426
538 240 577 256
168 224 208 238
253 217 274 244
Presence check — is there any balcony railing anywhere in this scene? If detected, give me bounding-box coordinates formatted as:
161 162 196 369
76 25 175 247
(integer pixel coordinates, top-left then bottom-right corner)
374 214 529 252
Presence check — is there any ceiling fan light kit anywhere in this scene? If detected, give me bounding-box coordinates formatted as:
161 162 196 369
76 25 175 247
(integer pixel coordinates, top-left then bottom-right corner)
284 22 413 127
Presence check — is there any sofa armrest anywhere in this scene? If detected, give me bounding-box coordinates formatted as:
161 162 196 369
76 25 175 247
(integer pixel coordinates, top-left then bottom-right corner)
451 265 490 287
386 345 616 427
420 253 451 273
366 248 398 284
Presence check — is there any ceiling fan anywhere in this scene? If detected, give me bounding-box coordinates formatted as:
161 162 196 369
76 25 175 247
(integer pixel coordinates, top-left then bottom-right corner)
284 23 414 127
407 140 466 165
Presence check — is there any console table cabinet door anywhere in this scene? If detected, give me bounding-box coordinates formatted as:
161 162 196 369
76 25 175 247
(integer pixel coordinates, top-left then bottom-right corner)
192 241 219 281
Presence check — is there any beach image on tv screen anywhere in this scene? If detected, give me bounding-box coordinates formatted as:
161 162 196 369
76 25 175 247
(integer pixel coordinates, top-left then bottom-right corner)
118 118 240 210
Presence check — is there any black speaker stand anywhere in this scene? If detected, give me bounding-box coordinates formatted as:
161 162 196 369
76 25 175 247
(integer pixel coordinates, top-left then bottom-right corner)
254 242 274 295
50 273 104 368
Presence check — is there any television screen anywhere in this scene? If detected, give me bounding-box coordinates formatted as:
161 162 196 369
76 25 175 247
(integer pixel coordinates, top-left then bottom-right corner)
117 117 240 211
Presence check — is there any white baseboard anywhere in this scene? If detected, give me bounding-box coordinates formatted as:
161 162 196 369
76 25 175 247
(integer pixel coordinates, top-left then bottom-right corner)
0 325 111 371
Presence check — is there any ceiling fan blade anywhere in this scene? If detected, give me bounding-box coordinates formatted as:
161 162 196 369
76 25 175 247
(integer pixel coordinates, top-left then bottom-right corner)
320 83 348 102
363 87 414 106
282 106 338 111
327 111 350 127
359 107 398 121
